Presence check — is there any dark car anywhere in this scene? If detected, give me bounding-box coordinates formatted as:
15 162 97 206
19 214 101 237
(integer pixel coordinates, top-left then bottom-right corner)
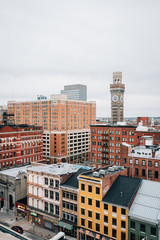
11 226 23 234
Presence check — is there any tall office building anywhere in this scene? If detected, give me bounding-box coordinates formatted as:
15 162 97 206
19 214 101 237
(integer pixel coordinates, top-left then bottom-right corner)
61 84 87 101
110 72 125 124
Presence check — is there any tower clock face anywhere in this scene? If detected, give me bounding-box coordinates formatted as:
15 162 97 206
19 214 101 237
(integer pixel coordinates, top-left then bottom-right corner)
112 95 118 102
120 95 123 102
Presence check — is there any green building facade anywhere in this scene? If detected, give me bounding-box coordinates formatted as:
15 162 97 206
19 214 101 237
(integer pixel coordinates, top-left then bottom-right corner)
128 217 158 240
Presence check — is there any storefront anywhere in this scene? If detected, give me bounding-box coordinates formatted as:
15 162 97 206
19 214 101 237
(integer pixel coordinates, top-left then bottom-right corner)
43 216 59 233
28 210 59 232
15 202 27 218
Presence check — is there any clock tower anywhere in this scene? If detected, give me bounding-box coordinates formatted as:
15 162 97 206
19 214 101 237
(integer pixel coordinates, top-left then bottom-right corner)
110 72 125 124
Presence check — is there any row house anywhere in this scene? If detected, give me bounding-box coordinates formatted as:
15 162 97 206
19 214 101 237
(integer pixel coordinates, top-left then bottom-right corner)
0 124 43 169
120 136 160 181
59 168 89 238
102 175 141 240
27 163 79 233
128 180 160 240
77 165 129 240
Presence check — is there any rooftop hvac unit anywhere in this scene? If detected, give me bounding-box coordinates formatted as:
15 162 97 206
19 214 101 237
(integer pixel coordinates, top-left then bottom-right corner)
99 169 106 175
93 171 100 177
113 165 119 171
121 166 125 170
108 167 115 172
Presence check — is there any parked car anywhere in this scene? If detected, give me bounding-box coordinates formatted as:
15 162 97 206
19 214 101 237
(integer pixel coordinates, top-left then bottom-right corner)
11 226 23 234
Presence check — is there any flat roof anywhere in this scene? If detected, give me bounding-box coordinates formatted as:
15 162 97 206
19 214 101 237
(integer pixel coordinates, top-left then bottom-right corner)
27 163 89 176
79 166 127 179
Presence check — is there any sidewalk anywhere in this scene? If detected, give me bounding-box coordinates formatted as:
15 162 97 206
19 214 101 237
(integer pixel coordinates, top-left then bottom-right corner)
0 212 76 240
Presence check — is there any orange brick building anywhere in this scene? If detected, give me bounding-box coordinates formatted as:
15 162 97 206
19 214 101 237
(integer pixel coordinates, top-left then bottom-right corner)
7 95 96 131
0 125 43 169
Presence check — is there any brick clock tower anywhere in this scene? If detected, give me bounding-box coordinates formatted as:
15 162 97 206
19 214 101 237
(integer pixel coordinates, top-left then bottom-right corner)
110 72 125 124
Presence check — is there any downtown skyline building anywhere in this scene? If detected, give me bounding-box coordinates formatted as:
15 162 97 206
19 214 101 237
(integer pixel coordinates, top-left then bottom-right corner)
61 84 87 101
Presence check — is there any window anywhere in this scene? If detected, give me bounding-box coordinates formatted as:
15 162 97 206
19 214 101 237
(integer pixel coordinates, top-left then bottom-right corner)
45 189 48 198
88 221 92 229
148 170 152 178
112 218 117 226
45 202 48 211
96 223 100 232
155 161 158 167
104 215 108 223
55 205 59 215
130 221 135 229
81 208 85 215
142 160 146 166
151 227 156 236
140 224 145 233
81 183 85 191
142 169 145 177
135 168 139 176
88 211 92 218
104 226 108 235
129 159 133 164
81 218 85 226
112 229 116 238
55 180 59 188
88 198 92 206
130 233 135 240
55 192 59 201
96 187 100 195
148 161 152 167
104 203 108 210
96 200 100 208
121 208 126 215
123 158 126 163
88 185 92 193
112 206 117 213
155 171 158 179
50 203 54 214
121 232 126 240
45 178 48 185
121 221 126 228
96 213 100 220
135 159 139 165
50 179 53 187
81 196 85 204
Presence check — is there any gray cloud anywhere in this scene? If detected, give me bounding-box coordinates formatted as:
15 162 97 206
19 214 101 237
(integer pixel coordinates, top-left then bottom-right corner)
0 0 160 117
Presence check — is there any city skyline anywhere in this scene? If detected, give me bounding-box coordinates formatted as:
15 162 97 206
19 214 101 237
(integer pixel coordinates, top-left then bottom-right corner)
0 1 160 117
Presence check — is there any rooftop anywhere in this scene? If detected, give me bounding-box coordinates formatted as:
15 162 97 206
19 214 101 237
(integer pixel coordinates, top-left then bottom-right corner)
0 165 31 178
128 145 160 159
128 180 160 224
61 168 90 189
27 163 90 176
102 175 142 207
79 165 127 179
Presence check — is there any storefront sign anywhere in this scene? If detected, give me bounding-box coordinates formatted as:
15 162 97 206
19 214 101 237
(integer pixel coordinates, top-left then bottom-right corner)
30 212 37 217
15 202 27 212
43 216 58 224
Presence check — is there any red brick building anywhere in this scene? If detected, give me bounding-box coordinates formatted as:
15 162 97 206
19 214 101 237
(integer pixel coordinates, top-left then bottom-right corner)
0 125 43 169
120 136 160 182
90 124 160 168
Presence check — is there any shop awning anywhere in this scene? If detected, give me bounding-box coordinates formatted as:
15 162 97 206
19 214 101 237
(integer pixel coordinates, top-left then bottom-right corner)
58 221 73 230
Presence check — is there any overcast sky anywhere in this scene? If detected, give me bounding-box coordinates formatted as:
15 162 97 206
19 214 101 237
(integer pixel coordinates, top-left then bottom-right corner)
0 0 160 118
